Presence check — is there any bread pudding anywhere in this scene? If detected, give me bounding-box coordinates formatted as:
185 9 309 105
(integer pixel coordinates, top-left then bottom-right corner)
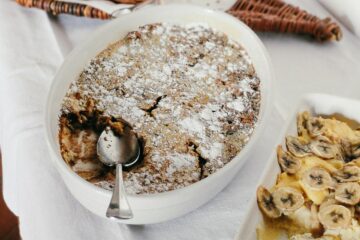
257 112 360 240
59 23 261 194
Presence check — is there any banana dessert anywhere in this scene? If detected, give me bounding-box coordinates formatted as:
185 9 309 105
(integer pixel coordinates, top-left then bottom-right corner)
257 111 360 240
59 23 261 194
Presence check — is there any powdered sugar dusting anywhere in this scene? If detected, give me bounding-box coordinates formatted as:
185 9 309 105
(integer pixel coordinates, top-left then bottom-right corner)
167 153 198 175
61 23 261 194
227 99 245 112
179 118 206 139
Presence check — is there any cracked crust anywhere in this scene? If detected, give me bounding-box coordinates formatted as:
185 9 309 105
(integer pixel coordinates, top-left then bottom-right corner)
59 23 261 194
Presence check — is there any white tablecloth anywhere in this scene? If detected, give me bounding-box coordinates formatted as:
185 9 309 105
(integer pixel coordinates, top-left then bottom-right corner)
1 0 360 239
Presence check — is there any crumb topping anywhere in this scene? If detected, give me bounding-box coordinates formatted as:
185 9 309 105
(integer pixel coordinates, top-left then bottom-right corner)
60 23 261 194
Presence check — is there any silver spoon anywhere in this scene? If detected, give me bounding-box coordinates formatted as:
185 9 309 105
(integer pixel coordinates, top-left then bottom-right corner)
97 126 140 220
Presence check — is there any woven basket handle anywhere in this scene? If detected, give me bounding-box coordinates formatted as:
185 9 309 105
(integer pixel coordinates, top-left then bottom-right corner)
228 0 342 42
15 0 342 42
15 0 113 19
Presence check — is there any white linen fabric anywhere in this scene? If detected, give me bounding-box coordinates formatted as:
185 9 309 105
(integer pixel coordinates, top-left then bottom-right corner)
0 0 360 239
318 0 360 38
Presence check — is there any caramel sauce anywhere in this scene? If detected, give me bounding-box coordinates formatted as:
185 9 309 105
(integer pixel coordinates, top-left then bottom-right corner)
258 216 311 240
257 226 282 240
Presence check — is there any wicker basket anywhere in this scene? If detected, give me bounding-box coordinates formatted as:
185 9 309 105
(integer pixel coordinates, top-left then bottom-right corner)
15 0 342 42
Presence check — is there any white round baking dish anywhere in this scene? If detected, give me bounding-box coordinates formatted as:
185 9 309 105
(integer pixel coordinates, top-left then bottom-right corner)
45 4 274 224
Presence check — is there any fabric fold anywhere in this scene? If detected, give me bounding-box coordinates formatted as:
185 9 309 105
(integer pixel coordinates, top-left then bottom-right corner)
0 1 63 214
318 0 360 38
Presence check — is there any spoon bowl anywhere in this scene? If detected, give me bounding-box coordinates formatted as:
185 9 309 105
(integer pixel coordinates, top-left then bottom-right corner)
97 126 140 167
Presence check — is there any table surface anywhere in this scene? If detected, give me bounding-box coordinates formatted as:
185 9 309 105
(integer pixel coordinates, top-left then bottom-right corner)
0 0 360 239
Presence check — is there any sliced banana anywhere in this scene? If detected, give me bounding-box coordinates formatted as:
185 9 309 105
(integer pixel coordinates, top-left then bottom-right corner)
355 202 360 215
310 137 337 159
297 112 310 137
318 204 352 229
335 182 360 205
319 197 338 212
339 139 360 161
306 117 324 137
302 167 333 190
310 203 323 236
355 204 360 223
333 165 360 183
277 146 301 174
339 140 352 161
286 136 311 158
351 140 360 159
348 205 356 217
272 187 304 214
257 186 281 218
331 143 345 162
351 157 360 166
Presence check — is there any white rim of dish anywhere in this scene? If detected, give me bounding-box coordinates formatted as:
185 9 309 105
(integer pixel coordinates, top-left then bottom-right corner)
44 4 274 200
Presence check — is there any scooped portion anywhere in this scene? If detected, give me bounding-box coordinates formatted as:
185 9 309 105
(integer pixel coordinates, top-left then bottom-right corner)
257 111 360 240
59 98 126 183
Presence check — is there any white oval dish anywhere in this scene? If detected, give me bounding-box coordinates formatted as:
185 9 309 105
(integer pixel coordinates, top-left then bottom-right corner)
235 93 360 240
45 4 274 224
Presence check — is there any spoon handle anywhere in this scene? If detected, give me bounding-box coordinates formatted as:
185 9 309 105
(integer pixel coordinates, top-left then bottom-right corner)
106 164 133 219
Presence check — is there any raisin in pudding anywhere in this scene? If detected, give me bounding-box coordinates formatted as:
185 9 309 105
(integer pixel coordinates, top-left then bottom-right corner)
59 23 261 194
